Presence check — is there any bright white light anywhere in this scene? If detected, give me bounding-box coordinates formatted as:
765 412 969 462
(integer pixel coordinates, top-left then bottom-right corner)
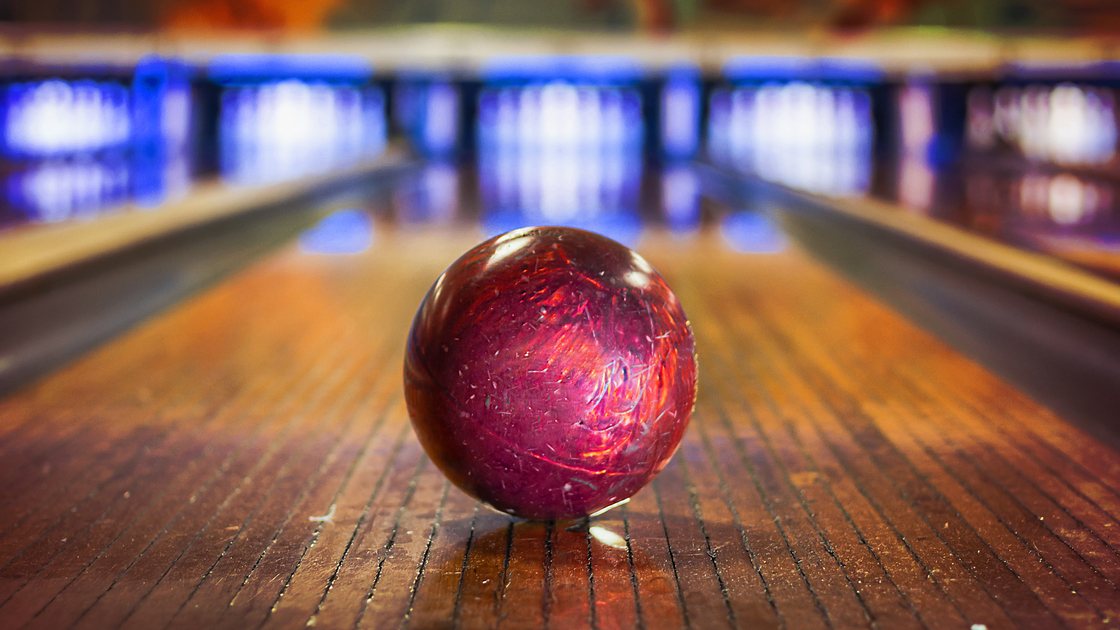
479 83 642 152
712 83 873 196
579 87 603 148
899 84 935 157
5 80 131 157
589 526 627 549
1019 86 1052 161
1016 171 1104 226
220 80 386 184
518 86 541 147
540 82 580 146
476 79 644 242
982 83 1116 165
1048 84 1116 165
625 270 650 288
631 251 653 274
162 87 192 149
1048 173 1093 225
487 234 532 268
1048 174 1085 224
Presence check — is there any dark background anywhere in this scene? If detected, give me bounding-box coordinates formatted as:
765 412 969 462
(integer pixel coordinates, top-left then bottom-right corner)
0 0 1115 33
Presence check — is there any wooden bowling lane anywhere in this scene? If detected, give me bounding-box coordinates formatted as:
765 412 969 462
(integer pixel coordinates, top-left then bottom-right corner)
2 223 1120 629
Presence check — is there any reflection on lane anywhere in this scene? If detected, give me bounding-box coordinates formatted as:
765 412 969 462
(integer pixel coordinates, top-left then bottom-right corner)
660 164 701 235
1016 172 1110 227
5 160 131 223
392 162 460 226
380 157 784 259
720 211 786 254
920 77 1120 280
299 208 374 255
479 149 643 245
705 58 1120 281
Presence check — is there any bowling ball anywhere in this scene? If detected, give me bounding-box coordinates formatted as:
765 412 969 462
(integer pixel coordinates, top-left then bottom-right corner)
403 226 697 520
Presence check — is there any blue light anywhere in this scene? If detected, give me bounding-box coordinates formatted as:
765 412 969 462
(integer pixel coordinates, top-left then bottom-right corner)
661 165 700 233
208 54 373 86
299 209 374 255
721 211 786 253
1001 60 1120 84
815 58 884 85
392 76 460 158
421 81 460 158
132 56 194 207
661 66 701 160
723 56 882 86
392 162 460 224
565 56 645 85
481 56 564 83
392 81 423 132
723 56 813 84
132 56 193 145
482 55 644 85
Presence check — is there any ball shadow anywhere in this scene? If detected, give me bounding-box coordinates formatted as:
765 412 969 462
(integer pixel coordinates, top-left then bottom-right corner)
410 513 670 628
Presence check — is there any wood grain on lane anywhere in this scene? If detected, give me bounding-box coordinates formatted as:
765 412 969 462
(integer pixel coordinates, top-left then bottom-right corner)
2 225 1120 629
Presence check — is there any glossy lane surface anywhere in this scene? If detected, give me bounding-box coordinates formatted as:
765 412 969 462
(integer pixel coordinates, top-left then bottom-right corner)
1 221 1120 629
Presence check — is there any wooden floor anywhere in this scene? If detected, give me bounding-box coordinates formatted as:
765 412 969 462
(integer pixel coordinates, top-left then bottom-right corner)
2 223 1120 630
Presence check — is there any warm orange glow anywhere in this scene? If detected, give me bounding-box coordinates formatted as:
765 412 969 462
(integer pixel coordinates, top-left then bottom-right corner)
830 0 917 29
164 0 346 30
631 0 677 31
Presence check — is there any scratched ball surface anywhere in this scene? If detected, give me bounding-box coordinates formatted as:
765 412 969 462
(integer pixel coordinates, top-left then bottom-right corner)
403 226 697 521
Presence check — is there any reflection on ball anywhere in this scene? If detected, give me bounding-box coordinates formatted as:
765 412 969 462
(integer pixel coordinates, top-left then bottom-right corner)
404 226 697 521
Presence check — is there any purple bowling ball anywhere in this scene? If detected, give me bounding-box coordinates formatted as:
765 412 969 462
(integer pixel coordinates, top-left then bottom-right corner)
404 226 697 520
